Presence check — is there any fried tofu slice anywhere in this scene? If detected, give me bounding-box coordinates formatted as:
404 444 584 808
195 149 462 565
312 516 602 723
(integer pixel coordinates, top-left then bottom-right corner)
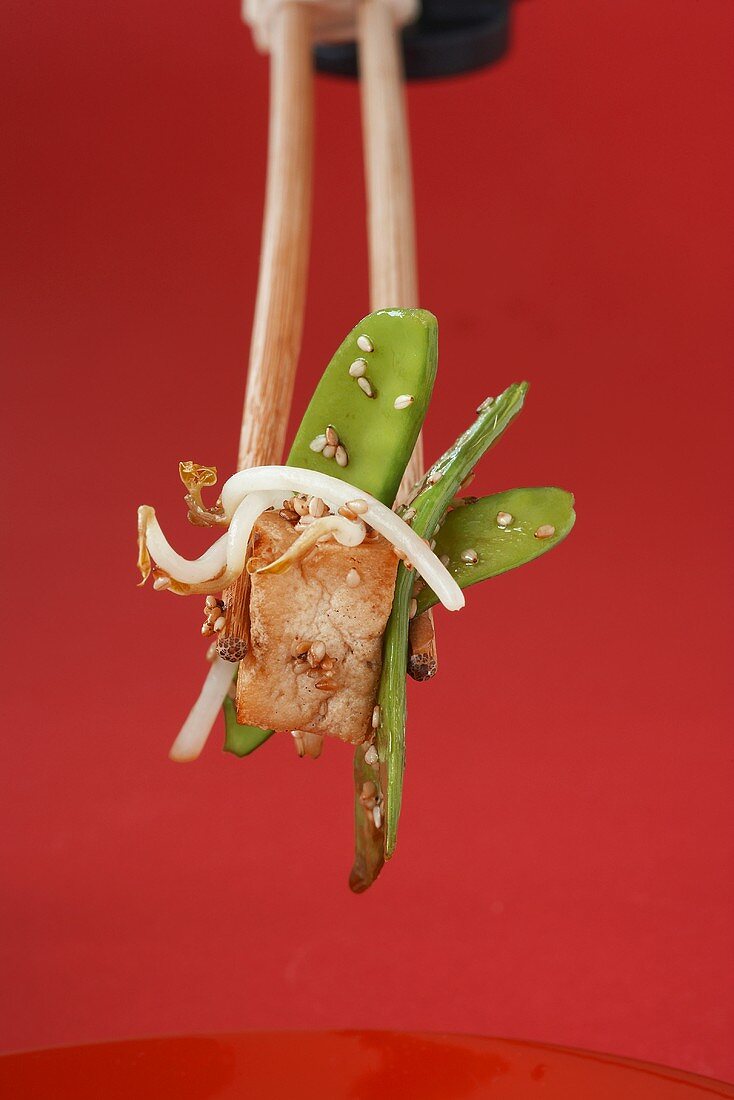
236 512 398 744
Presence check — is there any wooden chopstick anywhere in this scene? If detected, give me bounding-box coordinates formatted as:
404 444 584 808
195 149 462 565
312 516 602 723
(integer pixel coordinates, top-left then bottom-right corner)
358 0 437 681
237 2 314 471
220 2 314 659
357 0 423 494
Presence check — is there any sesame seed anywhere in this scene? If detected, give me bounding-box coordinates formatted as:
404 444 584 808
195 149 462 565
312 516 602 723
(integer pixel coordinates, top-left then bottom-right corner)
322 444 337 459
429 539 436 551
315 679 337 691
440 554 450 567
311 641 326 662
338 505 357 519
295 640 312 655
496 511 513 527
535 524 556 539
393 394 414 410
213 615 226 632
357 377 374 398
321 656 335 671
373 805 382 829
293 496 309 516
319 702 328 715
309 434 327 452
347 498 369 515
325 424 339 447
357 334 374 353
294 662 310 675
349 358 368 377
372 705 381 729
335 444 349 467
205 595 218 608
308 496 326 517
201 622 213 636
409 598 418 619
460 549 479 565
402 507 416 523
365 745 379 766
153 576 171 591
346 568 361 587
392 546 407 561
427 470 443 484
476 396 495 413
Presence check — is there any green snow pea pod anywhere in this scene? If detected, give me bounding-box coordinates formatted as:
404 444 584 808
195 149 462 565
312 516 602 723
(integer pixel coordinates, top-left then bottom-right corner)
377 382 529 858
416 487 576 614
288 309 438 506
223 694 273 757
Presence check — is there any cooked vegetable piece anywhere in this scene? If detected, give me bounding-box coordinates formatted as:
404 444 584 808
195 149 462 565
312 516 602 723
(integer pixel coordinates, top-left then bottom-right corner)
416 487 576 613
223 695 274 757
349 742 385 893
287 309 438 506
378 382 529 858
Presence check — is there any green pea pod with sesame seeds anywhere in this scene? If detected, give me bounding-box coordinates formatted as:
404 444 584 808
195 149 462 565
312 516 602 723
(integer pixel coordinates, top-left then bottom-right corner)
377 382 530 858
288 308 438 507
222 308 438 761
415 487 576 615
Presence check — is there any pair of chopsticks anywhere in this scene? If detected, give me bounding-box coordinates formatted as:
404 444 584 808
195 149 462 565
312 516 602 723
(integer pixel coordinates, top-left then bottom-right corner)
238 0 420 480
223 0 434 664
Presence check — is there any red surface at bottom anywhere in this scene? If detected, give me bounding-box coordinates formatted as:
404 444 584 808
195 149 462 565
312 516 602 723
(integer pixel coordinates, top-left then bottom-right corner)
2 1032 733 1100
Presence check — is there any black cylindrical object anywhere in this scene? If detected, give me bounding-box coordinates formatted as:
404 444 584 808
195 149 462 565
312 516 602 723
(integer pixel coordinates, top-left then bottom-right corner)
314 0 511 81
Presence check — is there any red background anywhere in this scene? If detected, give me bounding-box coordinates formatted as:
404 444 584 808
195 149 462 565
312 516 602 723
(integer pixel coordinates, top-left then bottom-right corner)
3 0 733 1082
